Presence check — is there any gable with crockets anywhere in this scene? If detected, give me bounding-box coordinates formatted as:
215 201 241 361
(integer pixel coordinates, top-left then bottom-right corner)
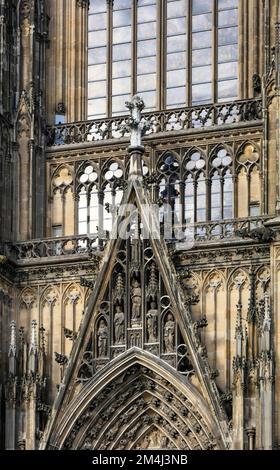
40 173 231 450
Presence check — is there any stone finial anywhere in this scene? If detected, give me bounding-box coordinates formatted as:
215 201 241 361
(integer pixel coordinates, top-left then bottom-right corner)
124 95 150 148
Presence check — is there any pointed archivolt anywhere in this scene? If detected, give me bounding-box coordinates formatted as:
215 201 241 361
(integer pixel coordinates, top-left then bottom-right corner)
41 96 231 450
42 349 223 450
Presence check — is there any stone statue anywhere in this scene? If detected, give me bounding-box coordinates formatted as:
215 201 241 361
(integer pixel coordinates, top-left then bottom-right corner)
97 319 108 357
164 314 175 353
114 305 125 344
124 95 150 148
146 301 158 343
131 279 142 322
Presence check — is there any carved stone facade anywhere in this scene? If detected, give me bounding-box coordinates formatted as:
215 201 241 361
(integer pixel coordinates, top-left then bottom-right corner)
1 0 280 451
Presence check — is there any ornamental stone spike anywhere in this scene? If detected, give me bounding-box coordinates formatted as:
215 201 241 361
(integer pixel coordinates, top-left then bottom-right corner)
234 301 243 358
29 320 38 374
8 320 17 358
29 319 38 355
124 95 151 180
8 320 17 376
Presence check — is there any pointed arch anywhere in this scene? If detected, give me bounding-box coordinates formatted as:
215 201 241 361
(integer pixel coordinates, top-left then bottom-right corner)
157 149 181 168
62 284 83 356
18 287 37 331
50 164 74 236
202 270 226 389
209 143 233 161
51 163 74 186
40 285 61 400
43 349 224 450
235 140 260 166
227 268 250 387
235 142 261 217
208 146 233 221
183 146 207 162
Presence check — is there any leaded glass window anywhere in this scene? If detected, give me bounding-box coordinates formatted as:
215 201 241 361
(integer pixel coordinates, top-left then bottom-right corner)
88 0 239 118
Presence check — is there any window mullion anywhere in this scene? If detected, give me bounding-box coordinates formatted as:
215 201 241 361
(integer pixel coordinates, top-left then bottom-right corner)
220 175 224 219
87 191 91 235
206 176 211 221
107 0 113 117
186 0 191 107
132 0 137 96
212 0 218 104
194 178 198 223
158 0 166 110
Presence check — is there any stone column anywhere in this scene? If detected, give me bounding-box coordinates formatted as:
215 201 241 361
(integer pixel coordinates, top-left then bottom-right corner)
128 145 144 182
46 0 89 123
15 1 48 240
239 0 264 99
275 18 280 215
246 427 256 450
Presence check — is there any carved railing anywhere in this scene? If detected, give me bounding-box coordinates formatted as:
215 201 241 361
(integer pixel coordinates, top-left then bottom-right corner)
2 235 102 264
173 215 271 246
46 98 262 147
1 215 271 265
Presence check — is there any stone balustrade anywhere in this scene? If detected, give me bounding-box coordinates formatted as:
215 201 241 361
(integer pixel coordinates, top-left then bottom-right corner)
0 215 271 266
46 98 262 147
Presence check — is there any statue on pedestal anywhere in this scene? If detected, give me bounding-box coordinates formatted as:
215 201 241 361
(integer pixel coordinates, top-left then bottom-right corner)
131 279 142 323
164 314 175 353
97 319 108 357
146 301 158 343
114 305 125 344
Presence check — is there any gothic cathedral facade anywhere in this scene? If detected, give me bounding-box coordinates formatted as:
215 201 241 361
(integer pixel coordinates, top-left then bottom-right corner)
0 0 279 451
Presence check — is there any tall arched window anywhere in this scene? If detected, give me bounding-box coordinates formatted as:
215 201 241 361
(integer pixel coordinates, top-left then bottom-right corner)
78 164 99 235
211 171 221 221
236 144 261 218
102 162 124 235
77 161 124 238
88 0 239 118
196 173 207 222
78 186 87 235
184 174 194 224
184 151 206 224
158 154 180 233
137 0 157 110
210 148 233 220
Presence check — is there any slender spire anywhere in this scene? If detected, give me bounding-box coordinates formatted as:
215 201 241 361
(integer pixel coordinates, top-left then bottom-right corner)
235 301 243 358
247 269 257 324
29 320 38 373
247 269 258 359
8 320 17 358
29 320 38 354
261 291 271 352
38 326 46 377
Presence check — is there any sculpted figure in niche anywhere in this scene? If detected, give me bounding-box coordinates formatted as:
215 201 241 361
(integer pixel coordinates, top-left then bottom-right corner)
114 305 125 344
97 319 108 357
131 279 142 322
164 313 175 353
146 301 158 343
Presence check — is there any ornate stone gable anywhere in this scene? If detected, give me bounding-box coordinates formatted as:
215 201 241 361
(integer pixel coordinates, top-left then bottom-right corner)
41 107 231 448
